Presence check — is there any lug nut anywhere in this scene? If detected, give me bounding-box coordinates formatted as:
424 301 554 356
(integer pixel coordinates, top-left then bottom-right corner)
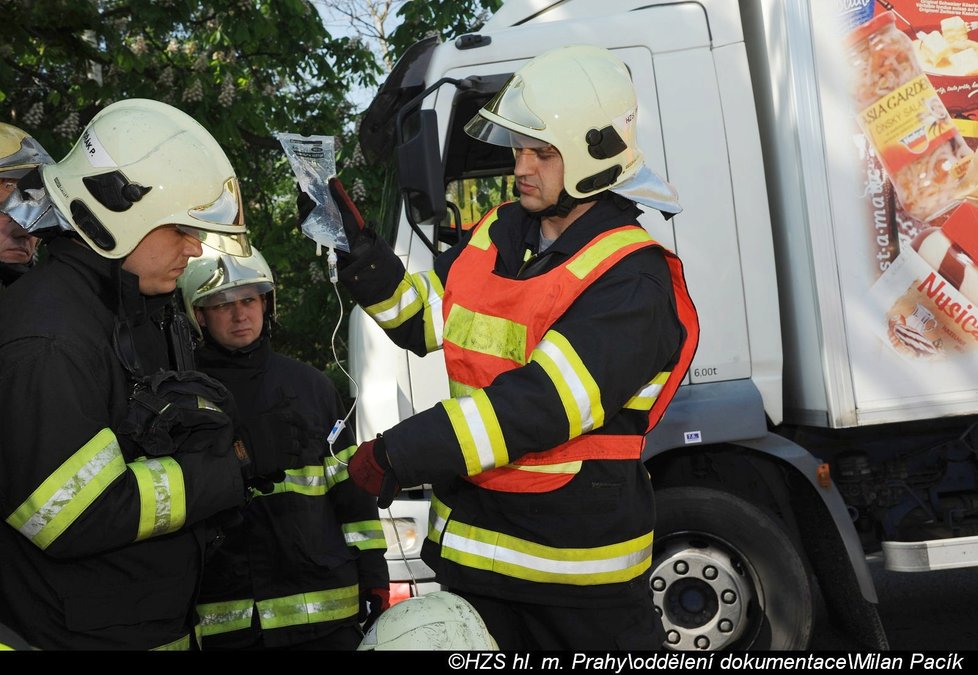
673 561 689 575
652 577 666 591
667 630 680 645
719 619 733 633
721 590 736 604
703 565 718 580
695 636 710 649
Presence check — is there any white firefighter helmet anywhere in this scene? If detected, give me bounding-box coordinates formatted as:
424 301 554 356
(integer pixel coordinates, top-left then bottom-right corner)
177 245 275 337
0 123 53 180
464 44 680 215
41 98 250 259
357 591 498 651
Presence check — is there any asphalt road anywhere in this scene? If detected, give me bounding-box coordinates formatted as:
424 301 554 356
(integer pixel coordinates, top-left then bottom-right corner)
813 554 978 651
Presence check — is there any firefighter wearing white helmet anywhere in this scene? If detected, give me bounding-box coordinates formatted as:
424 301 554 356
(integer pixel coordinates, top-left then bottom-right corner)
177 247 390 650
358 592 497 651
464 44 682 217
42 98 250 259
0 123 53 289
0 99 253 649
313 44 699 649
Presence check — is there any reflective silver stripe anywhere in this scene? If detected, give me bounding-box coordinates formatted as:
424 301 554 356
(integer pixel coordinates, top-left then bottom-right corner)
461 396 494 470
7 428 126 550
130 456 186 540
198 599 254 637
367 276 422 328
418 270 445 350
257 585 359 629
439 521 654 585
342 520 387 550
532 331 604 435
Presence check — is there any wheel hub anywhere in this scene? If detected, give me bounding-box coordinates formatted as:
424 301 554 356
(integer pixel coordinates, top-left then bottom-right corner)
650 538 753 650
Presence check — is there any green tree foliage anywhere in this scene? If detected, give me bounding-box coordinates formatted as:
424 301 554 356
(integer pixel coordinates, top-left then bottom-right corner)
0 0 500 395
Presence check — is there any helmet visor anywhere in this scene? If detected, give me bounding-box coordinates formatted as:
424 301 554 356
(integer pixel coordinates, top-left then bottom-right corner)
0 136 54 180
196 281 273 308
179 226 252 257
464 115 550 149
188 177 245 229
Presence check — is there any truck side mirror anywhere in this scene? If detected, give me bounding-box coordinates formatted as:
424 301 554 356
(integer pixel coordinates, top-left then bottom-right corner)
397 109 447 225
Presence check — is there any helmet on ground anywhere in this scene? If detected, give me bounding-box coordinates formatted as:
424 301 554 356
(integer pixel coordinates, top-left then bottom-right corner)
357 591 498 651
41 98 250 259
464 44 680 215
177 245 275 337
0 124 53 181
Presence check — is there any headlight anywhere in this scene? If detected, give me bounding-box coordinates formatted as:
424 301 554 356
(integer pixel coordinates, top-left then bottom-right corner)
382 517 422 557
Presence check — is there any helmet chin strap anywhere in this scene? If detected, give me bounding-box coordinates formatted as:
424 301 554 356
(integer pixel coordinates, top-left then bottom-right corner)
526 189 602 219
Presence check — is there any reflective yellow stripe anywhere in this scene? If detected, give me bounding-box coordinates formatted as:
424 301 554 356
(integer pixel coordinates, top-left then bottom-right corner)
365 275 423 329
443 392 509 476
623 371 670 411
256 585 359 629
566 228 652 279
130 456 186 540
441 520 654 586
6 428 126 550
417 270 446 352
469 211 499 250
510 461 582 475
198 598 254 637
251 465 327 498
343 520 387 550
444 303 527 364
530 330 604 437
449 380 477 398
325 445 355 489
429 494 452 544
152 632 195 651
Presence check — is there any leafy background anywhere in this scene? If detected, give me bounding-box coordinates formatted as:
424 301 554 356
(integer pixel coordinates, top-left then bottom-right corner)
0 0 501 399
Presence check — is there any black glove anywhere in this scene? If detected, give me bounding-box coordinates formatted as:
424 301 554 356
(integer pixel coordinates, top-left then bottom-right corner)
118 370 236 458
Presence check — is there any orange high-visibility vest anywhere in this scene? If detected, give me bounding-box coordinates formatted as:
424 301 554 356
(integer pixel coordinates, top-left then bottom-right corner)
441 207 699 493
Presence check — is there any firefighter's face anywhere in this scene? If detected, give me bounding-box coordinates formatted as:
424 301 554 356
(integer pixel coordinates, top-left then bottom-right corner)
0 179 38 265
123 225 204 296
514 145 564 213
196 292 266 351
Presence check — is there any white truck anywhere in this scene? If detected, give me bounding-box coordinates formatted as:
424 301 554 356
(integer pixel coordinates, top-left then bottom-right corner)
349 0 978 650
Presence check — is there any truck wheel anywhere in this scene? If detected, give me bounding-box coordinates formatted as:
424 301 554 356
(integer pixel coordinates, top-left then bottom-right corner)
650 486 814 651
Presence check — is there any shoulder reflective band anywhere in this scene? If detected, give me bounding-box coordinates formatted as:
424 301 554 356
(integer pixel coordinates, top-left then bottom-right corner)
198 598 254 637
342 520 387 551
129 456 186 540
6 428 126 550
151 630 198 651
566 227 652 279
529 329 604 437
443 390 509 476
468 208 501 251
256 585 359 629
440 519 654 586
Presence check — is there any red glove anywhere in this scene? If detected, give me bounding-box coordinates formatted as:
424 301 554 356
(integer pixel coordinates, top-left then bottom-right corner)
349 436 400 508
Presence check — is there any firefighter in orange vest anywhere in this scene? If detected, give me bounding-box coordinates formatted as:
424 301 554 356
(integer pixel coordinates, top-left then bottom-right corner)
318 45 699 650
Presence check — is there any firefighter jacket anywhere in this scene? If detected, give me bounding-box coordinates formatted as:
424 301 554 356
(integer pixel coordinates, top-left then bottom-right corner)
340 196 698 607
0 237 246 650
194 336 389 648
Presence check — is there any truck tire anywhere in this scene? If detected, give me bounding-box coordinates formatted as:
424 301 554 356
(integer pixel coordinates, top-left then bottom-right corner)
651 486 814 651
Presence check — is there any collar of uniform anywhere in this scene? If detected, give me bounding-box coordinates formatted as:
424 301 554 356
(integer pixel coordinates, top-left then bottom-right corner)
197 332 271 371
507 196 643 259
